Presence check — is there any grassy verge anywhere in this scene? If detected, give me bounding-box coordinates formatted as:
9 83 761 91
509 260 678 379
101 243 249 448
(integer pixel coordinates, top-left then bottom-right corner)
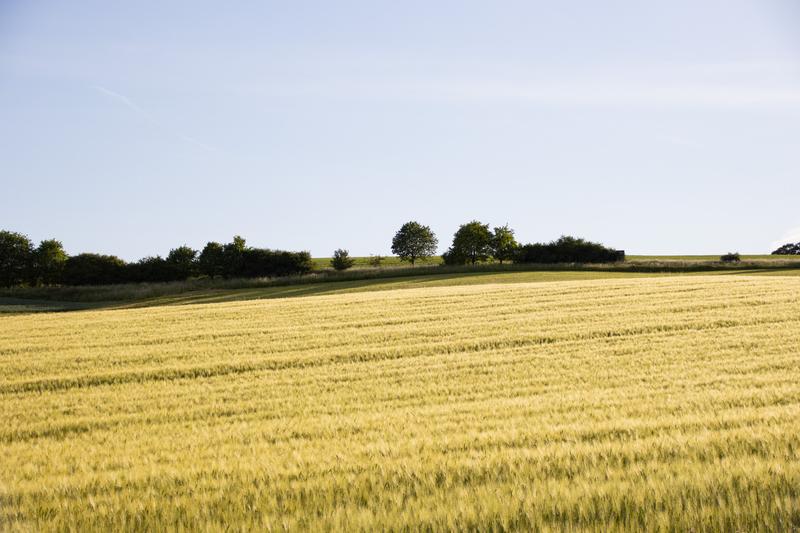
3 258 800 306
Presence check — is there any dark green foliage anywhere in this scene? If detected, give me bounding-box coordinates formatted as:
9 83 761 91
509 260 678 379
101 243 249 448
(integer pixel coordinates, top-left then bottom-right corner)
199 238 311 280
0 230 34 287
491 225 518 264
2 229 313 286
391 221 438 265
127 256 171 283
772 243 800 255
720 252 741 263
444 221 493 265
63 253 127 285
331 249 355 271
125 247 198 283
32 239 67 286
198 242 225 279
287 251 314 276
167 246 198 280
368 255 383 267
221 236 247 278
515 236 623 264
241 249 313 278
441 248 466 265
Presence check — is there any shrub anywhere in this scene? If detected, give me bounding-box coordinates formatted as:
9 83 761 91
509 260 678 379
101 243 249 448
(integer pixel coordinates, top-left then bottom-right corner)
515 236 623 264
441 249 466 266
720 252 741 263
63 253 127 285
368 255 384 267
127 256 173 283
331 249 355 271
289 251 314 275
241 249 313 278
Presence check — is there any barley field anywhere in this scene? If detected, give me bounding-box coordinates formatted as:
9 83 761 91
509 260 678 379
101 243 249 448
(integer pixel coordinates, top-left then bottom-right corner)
2 275 800 531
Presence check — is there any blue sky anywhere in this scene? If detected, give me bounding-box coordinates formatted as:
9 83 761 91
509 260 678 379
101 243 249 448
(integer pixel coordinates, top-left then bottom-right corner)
2 1 799 259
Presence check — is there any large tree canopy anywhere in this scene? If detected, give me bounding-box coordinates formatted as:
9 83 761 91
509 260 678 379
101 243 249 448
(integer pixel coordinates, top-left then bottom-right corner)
391 221 438 265
443 220 493 265
490 225 518 264
0 230 33 288
32 239 67 285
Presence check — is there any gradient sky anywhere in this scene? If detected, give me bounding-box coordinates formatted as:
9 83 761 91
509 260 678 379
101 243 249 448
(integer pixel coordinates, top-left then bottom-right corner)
2 1 800 259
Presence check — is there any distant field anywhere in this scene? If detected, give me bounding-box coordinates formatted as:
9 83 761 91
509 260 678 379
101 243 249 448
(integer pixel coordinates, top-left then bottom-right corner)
4 268 800 312
2 275 800 530
3 255 798 310
311 255 424 268
627 254 782 261
313 254 788 267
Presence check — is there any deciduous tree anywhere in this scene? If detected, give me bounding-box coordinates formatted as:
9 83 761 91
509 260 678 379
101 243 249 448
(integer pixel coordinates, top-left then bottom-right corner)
167 245 198 279
198 242 225 279
391 221 438 265
445 221 492 265
32 239 67 285
0 230 34 287
331 249 354 270
490 225 518 264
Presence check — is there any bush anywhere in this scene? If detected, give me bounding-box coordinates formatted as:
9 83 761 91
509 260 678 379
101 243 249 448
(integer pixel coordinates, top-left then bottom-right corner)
241 249 313 278
720 252 741 263
63 253 128 285
772 243 800 255
126 256 170 283
289 251 314 275
515 236 624 264
368 255 384 267
331 249 355 271
441 249 467 266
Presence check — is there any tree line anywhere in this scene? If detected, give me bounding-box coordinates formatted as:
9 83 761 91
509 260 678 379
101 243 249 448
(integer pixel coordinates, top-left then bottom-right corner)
0 222 623 287
772 242 800 255
389 220 623 267
0 232 312 287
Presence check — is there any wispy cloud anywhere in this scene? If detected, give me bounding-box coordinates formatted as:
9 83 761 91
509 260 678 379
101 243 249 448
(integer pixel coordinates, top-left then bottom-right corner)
91 85 218 153
92 85 144 113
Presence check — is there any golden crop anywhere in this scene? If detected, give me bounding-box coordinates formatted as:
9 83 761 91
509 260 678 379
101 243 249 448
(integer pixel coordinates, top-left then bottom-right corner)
1 275 799 531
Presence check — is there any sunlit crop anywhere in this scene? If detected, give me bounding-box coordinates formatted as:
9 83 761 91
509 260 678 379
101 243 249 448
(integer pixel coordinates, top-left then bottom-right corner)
1 275 799 531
